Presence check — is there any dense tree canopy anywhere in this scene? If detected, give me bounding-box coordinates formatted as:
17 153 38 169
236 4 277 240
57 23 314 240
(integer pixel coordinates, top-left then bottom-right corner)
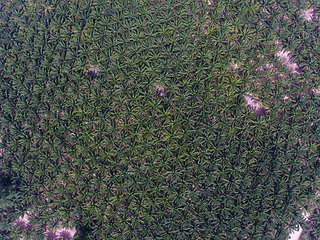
1 0 320 239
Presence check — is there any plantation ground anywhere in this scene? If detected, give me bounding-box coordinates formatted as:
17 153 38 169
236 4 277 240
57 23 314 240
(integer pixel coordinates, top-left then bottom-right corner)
3 1 320 239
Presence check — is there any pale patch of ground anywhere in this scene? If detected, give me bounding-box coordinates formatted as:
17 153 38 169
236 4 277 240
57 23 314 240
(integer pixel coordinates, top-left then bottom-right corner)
13 211 76 240
289 212 310 240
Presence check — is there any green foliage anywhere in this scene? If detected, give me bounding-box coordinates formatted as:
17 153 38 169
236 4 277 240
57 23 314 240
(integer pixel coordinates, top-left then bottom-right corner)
0 172 29 240
300 202 320 240
73 221 94 240
1 0 320 239
0 175 16 240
